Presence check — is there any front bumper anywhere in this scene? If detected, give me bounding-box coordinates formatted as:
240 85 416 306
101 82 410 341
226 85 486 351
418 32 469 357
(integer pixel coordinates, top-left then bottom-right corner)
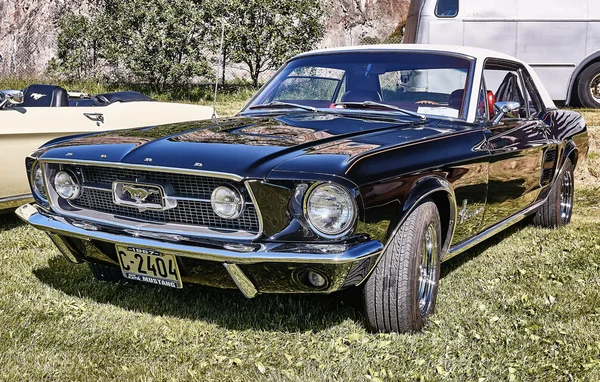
16 204 383 297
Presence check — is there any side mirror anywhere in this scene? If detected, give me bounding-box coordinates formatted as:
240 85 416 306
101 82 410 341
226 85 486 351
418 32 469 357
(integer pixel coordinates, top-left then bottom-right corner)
0 90 24 109
492 101 520 124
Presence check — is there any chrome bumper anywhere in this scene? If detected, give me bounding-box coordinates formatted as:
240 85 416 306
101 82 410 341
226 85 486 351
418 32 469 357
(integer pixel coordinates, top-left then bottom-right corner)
16 204 383 296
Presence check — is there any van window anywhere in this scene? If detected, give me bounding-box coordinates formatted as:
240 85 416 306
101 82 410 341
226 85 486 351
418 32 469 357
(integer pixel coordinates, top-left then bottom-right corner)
435 0 459 18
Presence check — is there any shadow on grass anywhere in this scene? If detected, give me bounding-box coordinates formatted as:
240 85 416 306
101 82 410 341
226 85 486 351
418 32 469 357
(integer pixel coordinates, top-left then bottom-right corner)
0 211 24 232
33 256 363 333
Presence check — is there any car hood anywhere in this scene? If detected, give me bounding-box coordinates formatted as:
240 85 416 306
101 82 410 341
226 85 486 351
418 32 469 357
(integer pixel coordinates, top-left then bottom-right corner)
37 112 459 179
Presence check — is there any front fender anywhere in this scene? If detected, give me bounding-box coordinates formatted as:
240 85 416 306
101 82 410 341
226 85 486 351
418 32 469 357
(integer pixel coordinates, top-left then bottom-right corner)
356 176 457 285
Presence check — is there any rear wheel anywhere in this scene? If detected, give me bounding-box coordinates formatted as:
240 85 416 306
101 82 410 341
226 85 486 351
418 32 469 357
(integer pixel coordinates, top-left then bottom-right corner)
533 158 574 227
576 63 600 108
88 262 124 283
363 200 442 333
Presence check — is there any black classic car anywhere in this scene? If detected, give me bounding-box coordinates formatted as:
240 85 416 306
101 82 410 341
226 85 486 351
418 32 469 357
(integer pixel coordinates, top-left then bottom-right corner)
17 45 589 333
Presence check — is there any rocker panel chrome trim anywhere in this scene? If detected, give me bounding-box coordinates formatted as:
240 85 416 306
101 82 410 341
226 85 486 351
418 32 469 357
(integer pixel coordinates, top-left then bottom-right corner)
445 199 544 260
0 194 33 211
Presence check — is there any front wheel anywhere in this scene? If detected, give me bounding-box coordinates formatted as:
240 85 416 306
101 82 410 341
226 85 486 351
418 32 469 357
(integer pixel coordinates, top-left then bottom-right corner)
362 200 442 333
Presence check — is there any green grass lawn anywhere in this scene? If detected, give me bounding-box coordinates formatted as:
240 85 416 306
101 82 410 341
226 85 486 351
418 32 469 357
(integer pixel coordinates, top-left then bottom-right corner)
0 97 599 380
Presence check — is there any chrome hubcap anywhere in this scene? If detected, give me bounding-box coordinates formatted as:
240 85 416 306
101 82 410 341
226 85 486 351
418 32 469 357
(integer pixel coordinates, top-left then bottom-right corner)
590 74 600 103
560 170 573 224
418 223 437 317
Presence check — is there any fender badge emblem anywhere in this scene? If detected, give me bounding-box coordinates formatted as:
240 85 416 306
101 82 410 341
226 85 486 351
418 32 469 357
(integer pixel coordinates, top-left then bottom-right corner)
66 152 73 157
144 158 153 162
100 154 107 158
194 162 203 167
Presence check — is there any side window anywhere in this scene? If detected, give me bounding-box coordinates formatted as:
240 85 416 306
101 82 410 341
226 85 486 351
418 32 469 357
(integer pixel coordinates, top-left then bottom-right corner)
435 0 459 18
484 64 529 119
520 69 544 116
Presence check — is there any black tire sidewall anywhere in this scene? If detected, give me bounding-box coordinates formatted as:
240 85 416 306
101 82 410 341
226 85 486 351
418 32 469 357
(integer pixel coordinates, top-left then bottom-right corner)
577 62 600 108
362 200 442 333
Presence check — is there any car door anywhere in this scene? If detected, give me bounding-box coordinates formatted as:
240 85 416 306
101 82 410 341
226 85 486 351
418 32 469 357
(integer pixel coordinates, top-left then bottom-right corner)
0 105 107 200
0 102 213 200
480 60 551 229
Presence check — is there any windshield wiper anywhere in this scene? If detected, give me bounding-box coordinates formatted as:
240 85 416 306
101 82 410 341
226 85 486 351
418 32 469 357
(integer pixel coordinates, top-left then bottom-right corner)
336 101 426 121
248 101 317 112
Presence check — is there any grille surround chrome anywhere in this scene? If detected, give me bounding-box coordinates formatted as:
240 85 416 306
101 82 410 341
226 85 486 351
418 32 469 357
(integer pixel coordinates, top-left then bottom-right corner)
40 159 263 240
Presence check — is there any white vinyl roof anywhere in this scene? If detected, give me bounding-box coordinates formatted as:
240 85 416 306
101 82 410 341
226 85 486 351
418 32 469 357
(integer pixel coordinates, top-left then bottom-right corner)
295 44 557 117
297 44 522 63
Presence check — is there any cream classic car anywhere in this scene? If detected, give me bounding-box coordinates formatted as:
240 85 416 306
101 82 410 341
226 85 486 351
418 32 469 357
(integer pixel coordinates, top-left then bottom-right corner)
0 84 214 211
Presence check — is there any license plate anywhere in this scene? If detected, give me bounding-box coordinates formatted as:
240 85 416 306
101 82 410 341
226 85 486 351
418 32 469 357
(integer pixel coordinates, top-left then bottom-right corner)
116 245 182 289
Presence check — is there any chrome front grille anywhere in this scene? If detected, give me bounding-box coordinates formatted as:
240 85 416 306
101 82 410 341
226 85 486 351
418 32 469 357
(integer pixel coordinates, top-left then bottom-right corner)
47 163 261 235
81 166 229 198
72 188 260 231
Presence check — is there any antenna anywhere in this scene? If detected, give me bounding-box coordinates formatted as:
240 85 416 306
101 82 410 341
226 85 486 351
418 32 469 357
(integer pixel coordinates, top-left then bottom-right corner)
212 20 226 120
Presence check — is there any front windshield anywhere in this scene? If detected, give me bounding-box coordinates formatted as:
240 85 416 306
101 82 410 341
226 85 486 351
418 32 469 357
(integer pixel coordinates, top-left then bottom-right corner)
245 52 473 120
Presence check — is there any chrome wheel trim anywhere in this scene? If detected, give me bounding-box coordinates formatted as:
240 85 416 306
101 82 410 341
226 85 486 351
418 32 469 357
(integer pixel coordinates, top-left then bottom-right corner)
418 223 437 317
560 170 574 224
590 73 600 103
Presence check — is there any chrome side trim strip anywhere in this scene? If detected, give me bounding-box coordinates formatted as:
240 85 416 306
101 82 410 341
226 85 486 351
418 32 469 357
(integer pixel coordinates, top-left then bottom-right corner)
0 194 33 211
445 200 544 260
15 204 382 264
223 263 258 298
39 158 245 181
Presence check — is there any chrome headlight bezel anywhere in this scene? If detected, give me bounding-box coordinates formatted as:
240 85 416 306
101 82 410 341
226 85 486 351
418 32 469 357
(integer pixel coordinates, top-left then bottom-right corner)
303 182 357 239
30 161 48 202
211 185 245 219
53 170 82 200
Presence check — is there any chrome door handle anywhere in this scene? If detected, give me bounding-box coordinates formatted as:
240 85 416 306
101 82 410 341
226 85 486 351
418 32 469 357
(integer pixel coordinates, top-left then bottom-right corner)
84 113 104 123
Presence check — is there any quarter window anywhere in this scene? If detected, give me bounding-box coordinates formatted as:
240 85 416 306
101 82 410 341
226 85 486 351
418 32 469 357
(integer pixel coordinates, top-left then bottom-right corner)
435 0 459 18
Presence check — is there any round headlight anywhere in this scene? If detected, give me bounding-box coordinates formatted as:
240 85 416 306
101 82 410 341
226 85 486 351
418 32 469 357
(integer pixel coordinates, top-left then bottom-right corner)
211 186 244 219
305 183 356 237
54 171 81 200
32 163 47 200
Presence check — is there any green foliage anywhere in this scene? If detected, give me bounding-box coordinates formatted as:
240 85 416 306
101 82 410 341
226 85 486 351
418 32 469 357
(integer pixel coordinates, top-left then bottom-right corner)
47 14 101 81
99 0 213 90
48 0 327 89
215 0 326 87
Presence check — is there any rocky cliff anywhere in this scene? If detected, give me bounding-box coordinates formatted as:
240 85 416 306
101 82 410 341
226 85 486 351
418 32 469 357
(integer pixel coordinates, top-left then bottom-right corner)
0 0 409 77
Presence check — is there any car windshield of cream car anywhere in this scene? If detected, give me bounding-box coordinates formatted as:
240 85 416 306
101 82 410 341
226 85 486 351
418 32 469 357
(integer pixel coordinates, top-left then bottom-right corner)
244 52 473 120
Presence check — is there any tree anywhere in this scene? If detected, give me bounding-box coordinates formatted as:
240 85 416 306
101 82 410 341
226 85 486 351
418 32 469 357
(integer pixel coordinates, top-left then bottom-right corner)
49 0 214 90
215 0 326 88
99 0 214 90
47 14 101 81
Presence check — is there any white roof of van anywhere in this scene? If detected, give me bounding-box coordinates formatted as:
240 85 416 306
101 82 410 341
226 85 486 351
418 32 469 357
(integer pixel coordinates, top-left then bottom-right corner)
294 44 557 112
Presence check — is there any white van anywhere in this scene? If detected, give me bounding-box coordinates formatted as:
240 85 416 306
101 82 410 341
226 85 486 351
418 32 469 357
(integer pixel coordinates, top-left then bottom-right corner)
404 0 600 108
